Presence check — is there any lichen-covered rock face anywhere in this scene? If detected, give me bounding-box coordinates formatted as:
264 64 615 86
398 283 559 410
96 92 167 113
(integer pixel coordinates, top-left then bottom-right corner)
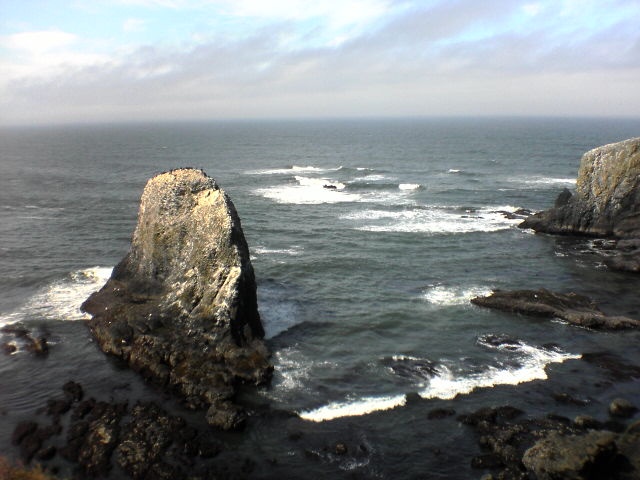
521 137 640 237
82 168 272 429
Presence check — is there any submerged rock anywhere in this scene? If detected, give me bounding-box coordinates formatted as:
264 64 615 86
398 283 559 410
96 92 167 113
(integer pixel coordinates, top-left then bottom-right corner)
520 137 640 271
471 288 640 330
82 168 272 429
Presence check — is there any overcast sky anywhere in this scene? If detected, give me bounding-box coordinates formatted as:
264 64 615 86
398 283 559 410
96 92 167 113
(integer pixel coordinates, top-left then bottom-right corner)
1 0 639 125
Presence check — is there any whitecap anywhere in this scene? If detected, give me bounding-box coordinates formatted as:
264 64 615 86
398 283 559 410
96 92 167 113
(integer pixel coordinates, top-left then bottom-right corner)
398 183 421 191
246 165 337 175
299 394 407 422
418 339 580 400
517 176 577 188
255 176 359 204
342 205 523 234
253 245 303 257
0 267 112 326
448 169 461 173
423 285 493 306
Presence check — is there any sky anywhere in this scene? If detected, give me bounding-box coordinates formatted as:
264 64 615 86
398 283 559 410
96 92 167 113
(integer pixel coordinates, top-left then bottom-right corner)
1 0 639 125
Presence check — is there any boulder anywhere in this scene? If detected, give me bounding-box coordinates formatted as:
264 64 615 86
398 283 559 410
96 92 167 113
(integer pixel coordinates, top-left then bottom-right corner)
471 288 640 330
82 168 272 429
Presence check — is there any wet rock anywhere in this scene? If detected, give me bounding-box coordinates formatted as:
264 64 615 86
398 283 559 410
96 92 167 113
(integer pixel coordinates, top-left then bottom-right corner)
609 398 638 418
46 398 72 418
82 169 272 429
35 445 57 461
574 415 603 430
552 392 590 406
63 381 84 403
522 430 620 480
12 421 38 446
471 288 640 330
25 335 48 356
1 342 17 355
116 401 222 479
520 137 640 272
582 352 640 381
334 443 348 455
76 403 126 477
428 407 456 420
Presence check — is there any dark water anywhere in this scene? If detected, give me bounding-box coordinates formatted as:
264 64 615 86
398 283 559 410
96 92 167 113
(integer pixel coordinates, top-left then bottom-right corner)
1 118 640 478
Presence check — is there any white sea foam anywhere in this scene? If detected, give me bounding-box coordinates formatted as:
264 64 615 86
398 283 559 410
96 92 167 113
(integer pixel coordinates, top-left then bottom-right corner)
270 347 312 394
398 183 421 191
256 175 359 204
299 394 407 422
342 205 522 234
298 338 580 422
258 286 302 339
423 285 493 306
246 165 338 175
520 177 577 187
448 169 461 173
253 245 303 257
418 340 581 400
0 267 112 326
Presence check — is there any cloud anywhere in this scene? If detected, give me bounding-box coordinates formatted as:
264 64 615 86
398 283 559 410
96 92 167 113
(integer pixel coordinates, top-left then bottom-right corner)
123 18 147 32
4 30 77 54
1 0 639 124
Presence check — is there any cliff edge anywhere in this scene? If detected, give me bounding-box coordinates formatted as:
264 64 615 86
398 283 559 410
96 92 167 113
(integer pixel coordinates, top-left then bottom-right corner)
521 137 640 271
82 168 272 429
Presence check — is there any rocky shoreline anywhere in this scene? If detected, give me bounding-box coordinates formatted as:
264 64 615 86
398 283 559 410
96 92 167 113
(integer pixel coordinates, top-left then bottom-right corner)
5 137 640 479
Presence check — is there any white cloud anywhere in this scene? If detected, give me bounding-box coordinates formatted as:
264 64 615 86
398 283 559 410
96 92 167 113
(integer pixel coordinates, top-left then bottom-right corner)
123 18 147 32
522 3 542 16
3 30 77 55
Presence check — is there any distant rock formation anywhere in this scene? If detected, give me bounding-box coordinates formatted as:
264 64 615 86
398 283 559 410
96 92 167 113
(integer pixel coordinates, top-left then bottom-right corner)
521 137 640 271
82 168 272 429
471 289 640 330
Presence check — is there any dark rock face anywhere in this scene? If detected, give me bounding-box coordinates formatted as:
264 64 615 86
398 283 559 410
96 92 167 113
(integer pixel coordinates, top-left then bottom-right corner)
522 430 621 480
462 405 640 480
82 168 272 429
520 137 640 271
471 288 640 330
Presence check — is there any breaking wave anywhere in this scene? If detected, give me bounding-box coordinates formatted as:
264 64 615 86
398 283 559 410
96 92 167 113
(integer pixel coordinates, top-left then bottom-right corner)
298 335 580 422
342 205 523 234
0 267 112 327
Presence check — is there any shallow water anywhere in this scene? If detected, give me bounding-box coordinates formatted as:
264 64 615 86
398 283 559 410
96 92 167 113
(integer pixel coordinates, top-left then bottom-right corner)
1 118 640 478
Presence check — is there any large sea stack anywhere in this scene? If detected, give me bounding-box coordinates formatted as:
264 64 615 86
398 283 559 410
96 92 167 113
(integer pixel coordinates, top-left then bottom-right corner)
82 168 272 429
521 137 640 271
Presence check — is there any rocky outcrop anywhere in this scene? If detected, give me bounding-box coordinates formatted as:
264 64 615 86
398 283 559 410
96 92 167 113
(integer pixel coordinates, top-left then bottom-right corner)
520 137 640 271
521 137 640 237
82 168 272 429
471 289 640 330
462 402 640 480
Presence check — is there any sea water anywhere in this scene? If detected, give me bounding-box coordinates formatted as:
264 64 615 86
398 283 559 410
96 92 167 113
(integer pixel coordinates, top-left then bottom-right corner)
1 118 640 478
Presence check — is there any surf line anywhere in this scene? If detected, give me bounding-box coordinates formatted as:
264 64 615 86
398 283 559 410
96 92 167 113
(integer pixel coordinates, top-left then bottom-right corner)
297 345 581 422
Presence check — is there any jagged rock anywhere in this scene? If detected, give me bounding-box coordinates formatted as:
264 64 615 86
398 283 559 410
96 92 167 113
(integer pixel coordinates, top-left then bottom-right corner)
471 288 640 330
520 137 640 271
82 169 272 429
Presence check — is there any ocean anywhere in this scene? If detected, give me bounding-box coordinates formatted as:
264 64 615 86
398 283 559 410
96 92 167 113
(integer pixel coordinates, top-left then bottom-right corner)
1 117 640 478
